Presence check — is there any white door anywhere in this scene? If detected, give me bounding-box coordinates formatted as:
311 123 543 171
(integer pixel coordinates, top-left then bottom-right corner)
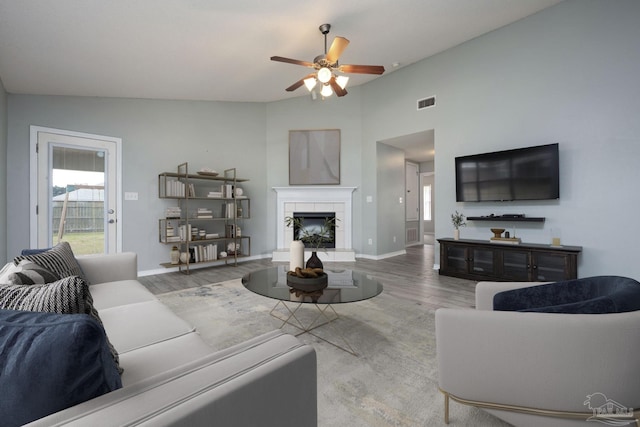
30 127 122 254
405 162 419 221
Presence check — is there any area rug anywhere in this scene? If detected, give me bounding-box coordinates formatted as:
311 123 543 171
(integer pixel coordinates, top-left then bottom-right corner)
157 279 510 427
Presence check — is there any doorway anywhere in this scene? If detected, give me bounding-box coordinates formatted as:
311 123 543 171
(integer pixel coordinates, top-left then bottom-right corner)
379 129 435 246
30 126 122 254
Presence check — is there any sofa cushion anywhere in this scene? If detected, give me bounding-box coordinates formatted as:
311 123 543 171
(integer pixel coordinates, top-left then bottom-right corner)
98 300 195 354
493 276 640 314
119 332 213 386
90 280 157 311
0 309 122 427
6 260 60 285
14 241 86 282
0 276 122 374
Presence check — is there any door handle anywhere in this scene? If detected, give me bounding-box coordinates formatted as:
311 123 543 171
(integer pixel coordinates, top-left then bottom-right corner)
108 219 115 224
108 209 115 214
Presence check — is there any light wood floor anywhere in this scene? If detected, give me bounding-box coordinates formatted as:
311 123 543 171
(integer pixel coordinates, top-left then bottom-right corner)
137 244 478 310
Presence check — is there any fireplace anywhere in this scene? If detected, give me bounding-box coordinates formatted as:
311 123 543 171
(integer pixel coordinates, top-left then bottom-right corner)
272 186 356 262
293 212 336 249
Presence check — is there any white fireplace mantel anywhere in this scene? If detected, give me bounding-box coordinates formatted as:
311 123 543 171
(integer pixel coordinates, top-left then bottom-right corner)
272 186 357 262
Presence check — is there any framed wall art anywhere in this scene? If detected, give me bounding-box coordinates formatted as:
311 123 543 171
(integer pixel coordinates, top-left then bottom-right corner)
289 129 340 185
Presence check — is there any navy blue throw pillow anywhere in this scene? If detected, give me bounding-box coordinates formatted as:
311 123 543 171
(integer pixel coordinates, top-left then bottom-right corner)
493 276 640 314
0 309 122 426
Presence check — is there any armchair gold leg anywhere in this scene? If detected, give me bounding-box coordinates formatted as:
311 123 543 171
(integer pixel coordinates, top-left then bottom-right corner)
444 392 450 424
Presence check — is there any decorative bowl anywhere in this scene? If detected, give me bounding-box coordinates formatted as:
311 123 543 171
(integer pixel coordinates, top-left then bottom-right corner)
286 272 328 292
490 228 506 238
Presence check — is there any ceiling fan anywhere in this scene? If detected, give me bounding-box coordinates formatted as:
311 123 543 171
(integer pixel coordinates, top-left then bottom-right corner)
270 24 385 98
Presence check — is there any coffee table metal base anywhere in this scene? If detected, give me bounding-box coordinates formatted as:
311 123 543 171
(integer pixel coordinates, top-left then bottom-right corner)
269 300 357 356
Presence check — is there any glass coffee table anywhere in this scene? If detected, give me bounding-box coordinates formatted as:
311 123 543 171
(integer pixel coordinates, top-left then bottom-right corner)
242 265 383 356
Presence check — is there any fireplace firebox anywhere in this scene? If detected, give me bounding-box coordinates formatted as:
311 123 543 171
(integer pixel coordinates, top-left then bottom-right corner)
293 212 336 249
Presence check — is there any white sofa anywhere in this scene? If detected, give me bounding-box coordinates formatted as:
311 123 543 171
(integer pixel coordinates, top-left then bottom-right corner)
26 252 318 427
436 281 640 427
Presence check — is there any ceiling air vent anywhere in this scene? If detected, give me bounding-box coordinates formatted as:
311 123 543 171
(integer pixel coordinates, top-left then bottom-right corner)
417 96 436 111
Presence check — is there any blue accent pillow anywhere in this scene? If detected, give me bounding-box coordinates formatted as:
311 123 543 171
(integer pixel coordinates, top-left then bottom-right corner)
0 309 122 426
20 247 51 256
493 276 640 314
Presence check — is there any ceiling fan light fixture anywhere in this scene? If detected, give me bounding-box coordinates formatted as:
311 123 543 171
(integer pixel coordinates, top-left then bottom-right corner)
320 84 333 97
317 67 332 83
303 77 317 91
336 75 349 89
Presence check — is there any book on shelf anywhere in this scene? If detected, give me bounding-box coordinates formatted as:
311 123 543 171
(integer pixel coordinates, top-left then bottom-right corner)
178 224 192 241
222 203 236 219
207 192 223 198
195 208 213 219
222 184 234 198
490 237 521 245
190 243 218 263
165 179 185 197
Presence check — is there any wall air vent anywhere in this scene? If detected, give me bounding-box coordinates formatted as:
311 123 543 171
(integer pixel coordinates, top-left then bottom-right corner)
417 96 436 110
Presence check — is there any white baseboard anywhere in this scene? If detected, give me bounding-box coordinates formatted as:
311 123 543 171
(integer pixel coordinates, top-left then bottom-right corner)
357 249 407 260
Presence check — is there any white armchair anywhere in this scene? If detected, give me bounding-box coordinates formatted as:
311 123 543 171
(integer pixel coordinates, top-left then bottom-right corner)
435 280 640 427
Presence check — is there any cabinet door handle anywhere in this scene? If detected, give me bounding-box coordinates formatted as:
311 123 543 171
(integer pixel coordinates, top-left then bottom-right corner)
533 265 538 269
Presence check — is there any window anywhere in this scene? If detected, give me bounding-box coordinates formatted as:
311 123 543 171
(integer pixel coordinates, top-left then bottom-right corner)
423 184 432 221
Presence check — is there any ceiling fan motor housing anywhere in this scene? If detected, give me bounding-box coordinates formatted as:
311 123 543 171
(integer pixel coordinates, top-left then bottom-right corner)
319 23 331 35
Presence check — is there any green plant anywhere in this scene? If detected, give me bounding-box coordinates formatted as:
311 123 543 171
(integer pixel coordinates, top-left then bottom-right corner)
451 211 466 229
285 216 338 250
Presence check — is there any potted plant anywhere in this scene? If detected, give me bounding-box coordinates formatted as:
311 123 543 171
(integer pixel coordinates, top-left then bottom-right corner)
285 216 338 269
451 210 466 240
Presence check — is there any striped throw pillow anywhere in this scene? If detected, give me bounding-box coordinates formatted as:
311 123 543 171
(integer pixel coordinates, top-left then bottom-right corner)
0 276 122 374
14 241 85 282
7 260 60 286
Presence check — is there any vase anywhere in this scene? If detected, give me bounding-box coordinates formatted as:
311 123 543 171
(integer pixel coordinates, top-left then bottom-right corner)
170 246 180 265
180 252 189 264
305 251 323 269
289 240 305 272
454 229 460 240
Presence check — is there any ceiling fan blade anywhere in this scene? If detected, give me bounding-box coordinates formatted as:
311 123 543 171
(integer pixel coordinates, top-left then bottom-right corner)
285 74 316 92
270 56 315 68
339 64 385 75
326 36 350 63
329 76 347 97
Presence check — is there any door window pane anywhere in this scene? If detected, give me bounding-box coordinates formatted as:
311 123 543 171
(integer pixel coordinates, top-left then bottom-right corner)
423 184 432 221
51 147 106 255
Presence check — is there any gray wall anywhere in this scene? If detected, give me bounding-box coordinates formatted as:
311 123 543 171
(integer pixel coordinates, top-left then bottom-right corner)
359 0 640 277
265 89 365 253
4 0 640 278
0 77 7 263
376 143 406 254
6 96 266 271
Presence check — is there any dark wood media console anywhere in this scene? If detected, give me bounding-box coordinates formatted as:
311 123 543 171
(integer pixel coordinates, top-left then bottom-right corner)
438 238 582 282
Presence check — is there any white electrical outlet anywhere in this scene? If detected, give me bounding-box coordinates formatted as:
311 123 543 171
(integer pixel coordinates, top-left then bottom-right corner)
366 195 373 203
393 236 397 242
368 238 373 245
124 192 138 200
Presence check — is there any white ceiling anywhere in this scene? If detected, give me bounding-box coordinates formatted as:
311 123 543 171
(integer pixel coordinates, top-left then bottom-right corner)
382 130 435 163
0 0 562 103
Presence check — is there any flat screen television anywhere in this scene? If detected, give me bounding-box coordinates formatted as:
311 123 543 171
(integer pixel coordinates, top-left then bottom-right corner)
455 143 559 202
